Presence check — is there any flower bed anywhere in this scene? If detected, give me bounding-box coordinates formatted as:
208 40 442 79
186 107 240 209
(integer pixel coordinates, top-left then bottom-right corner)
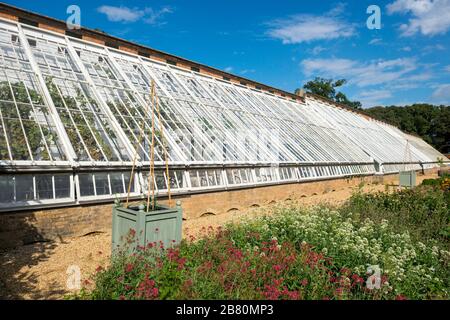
77 186 450 300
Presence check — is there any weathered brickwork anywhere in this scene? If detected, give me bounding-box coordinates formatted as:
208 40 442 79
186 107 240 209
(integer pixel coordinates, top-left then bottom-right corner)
0 169 438 248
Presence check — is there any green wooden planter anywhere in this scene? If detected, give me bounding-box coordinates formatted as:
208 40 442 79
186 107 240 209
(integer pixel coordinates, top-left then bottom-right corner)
399 170 416 188
112 201 182 254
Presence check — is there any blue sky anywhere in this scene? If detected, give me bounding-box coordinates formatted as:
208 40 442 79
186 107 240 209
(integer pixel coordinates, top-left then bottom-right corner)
5 0 450 107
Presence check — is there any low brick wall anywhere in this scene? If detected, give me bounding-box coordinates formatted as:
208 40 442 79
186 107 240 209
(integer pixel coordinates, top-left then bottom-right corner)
0 170 437 248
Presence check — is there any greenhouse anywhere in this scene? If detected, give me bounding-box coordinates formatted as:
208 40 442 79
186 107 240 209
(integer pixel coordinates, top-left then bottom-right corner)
0 11 447 212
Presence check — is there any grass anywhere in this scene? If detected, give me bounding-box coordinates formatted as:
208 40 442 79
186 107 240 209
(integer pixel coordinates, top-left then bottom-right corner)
75 183 450 300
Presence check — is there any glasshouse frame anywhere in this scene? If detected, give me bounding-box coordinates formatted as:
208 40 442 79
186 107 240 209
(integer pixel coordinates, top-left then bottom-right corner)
0 15 447 212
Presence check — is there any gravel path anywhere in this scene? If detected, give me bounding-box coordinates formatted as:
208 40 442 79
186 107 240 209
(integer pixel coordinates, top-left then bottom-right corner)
0 175 435 299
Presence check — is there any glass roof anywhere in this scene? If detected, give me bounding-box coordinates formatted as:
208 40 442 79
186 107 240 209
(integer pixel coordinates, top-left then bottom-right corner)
0 18 447 210
0 19 445 168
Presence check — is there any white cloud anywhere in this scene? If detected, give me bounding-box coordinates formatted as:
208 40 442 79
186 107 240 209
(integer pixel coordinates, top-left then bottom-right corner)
401 46 412 51
224 66 234 72
266 6 355 44
240 69 255 75
143 7 173 25
368 38 382 45
301 57 418 87
432 83 450 100
98 6 143 22
310 46 327 55
445 65 450 72
97 5 173 24
387 0 450 36
356 89 393 107
421 44 446 55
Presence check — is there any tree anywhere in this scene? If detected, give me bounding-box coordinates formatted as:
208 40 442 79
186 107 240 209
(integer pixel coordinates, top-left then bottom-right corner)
300 77 362 110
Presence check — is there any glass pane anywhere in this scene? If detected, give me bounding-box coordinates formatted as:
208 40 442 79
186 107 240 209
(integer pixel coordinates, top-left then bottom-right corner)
123 172 135 193
2 117 30 161
189 171 199 188
79 173 94 196
155 171 167 190
169 171 179 189
0 175 14 203
15 175 34 201
36 174 53 200
110 172 124 194
199 170 208 187
240 169 249 183
54 174 70 198
226 169 234 184
215 170 222 185
95 173 110 196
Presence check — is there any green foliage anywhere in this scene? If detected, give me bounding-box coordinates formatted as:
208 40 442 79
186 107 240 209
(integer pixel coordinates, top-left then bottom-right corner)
421 179 441 187
421 175 450 192
78 187 450 300
301 77 362 110
340 186 449 247
0 81 51 161
45 77 117 161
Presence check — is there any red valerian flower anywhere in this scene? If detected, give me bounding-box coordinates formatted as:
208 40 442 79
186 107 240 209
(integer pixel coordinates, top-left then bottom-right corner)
125 263 134 273
395 295 408 300
335 287 345 297
273 264 282 272
177 257 187 270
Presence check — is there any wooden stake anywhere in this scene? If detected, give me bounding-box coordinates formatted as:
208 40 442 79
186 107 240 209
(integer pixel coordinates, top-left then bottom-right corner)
146 81 156 212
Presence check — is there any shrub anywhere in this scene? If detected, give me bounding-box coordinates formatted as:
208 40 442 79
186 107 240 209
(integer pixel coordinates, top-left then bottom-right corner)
82 229 396 300
78 187 450 300
227 207 449 299
340 186 449 247
421 179 440 187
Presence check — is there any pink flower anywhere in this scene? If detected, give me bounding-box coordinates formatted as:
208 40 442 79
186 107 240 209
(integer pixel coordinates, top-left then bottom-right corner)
125 263 134 273
273 264 282 272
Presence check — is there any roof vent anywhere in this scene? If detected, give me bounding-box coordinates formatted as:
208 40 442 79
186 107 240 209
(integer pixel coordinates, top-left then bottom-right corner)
294 88 305 98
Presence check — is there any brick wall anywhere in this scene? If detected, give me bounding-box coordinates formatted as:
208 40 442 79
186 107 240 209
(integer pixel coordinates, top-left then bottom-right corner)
0 170 437 248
